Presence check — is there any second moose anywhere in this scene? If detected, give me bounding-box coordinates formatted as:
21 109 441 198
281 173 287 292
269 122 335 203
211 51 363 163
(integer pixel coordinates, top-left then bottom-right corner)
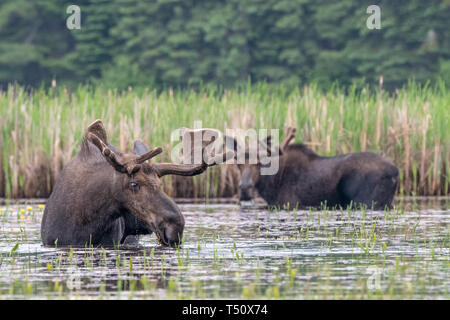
231 127 399 210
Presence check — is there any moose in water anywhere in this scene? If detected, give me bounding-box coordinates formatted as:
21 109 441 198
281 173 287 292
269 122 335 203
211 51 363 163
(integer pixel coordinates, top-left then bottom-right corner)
41 120 225 247
229 127 399 210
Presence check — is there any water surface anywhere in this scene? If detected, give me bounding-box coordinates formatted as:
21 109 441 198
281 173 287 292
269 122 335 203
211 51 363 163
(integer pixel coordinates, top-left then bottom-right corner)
0 198 448 299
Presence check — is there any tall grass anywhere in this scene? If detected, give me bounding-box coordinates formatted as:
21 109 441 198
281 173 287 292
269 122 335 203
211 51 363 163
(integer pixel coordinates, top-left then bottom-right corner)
0 81 448 198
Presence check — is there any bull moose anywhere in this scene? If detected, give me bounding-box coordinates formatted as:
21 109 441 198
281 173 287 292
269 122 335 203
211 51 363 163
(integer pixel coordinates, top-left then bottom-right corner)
231 127 399 210
41 120 223 247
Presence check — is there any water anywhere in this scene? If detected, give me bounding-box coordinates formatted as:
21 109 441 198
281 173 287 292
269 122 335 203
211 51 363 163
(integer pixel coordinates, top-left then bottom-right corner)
0 198 448 299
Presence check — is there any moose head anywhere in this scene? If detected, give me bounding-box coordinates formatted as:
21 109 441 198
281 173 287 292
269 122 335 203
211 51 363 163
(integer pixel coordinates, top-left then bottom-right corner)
41 120 228 247
86 120 228 246
226 127 296 201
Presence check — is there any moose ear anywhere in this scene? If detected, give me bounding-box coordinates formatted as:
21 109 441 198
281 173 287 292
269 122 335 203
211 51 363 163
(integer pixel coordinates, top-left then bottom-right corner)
260 135 285 157
86 120 108 144
133 140 149 155
279 126 296 155
257 135 272 157
265 135 273 150
108 143 121 155
224 136 239 156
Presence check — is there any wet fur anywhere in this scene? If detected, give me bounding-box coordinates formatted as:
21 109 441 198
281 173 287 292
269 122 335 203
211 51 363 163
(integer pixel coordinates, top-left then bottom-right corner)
41 141 151 247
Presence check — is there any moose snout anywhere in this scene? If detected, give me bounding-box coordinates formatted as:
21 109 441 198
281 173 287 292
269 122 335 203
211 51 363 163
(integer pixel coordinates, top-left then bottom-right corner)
154 209 185 247
152 192 186 247
162 221 184 247
239 182 254 201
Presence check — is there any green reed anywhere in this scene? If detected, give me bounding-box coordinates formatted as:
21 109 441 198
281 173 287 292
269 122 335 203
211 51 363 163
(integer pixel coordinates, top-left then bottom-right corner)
0 81 448 198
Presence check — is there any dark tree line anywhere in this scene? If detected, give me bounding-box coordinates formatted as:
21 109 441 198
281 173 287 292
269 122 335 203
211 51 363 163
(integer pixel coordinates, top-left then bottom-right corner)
0 0 449 90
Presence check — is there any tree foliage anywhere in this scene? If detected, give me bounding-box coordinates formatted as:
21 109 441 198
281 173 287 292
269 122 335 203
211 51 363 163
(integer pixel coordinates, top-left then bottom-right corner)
0 0 448 90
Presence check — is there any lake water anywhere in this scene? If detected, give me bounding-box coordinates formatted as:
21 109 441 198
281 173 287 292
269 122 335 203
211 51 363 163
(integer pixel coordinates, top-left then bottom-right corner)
0 197 448 299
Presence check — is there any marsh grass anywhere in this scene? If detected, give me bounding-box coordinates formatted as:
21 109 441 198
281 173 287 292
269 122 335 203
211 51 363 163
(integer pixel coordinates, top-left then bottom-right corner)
0 81 448 198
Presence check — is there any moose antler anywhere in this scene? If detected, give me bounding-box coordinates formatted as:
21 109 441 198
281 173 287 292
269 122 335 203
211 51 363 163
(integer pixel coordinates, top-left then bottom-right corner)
280 126 296 152
135 147 163 164
153 151 233 177
153 127 233 177
153 163 208 177
87 132 121 166
86 120 127 173
86 120 162 175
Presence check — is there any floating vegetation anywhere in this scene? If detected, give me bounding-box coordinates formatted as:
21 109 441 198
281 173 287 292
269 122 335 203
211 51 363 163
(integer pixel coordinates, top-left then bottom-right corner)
0 198 448 299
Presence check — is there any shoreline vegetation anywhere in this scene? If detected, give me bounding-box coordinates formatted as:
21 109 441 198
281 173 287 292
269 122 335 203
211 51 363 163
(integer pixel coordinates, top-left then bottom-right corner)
0 81 448 199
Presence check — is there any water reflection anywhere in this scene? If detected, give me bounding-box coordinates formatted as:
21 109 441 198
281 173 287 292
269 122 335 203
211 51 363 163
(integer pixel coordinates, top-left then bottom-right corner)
0 197 448 299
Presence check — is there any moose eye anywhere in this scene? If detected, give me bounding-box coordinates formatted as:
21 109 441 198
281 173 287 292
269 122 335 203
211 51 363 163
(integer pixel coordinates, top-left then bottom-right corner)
130 182 140 191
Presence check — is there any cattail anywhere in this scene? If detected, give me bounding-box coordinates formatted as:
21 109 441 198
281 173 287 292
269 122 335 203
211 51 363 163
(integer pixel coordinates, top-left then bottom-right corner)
361 103 368 152
420 111 430 191
375 92 383 147
432 140 440 195
401 104 411 194
119 116 127 153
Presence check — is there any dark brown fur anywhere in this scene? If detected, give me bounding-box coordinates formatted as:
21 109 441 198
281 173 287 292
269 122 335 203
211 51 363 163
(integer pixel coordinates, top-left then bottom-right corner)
237 143 399 210
41 139 178 246
41 120 218 247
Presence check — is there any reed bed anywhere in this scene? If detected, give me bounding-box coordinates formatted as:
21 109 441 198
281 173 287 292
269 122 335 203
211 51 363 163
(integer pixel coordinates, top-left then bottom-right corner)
0 82 448 198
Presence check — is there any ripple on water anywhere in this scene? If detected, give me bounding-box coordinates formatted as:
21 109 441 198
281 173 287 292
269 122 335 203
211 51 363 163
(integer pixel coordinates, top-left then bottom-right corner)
0 198 448 299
